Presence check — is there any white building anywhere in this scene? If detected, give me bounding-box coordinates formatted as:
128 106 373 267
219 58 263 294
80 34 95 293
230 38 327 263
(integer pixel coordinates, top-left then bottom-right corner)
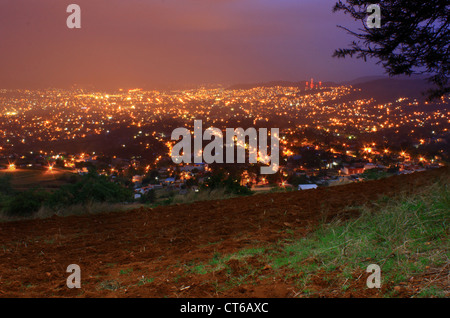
298 184 318 190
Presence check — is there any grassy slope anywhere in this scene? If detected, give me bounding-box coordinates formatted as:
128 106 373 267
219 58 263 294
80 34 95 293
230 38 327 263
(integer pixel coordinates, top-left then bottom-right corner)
181 177 449 297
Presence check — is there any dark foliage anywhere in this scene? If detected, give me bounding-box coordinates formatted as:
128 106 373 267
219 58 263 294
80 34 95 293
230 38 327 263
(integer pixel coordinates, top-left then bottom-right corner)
7 190 50 216
46 172 133 208
0 174 14 195
333 0 449 99
140 189 156 204
3 172 133 216
202 172 253 196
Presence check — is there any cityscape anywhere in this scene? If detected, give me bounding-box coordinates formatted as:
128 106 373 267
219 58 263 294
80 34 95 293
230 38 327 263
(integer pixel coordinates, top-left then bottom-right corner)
1 81 448 198
0 0 448 302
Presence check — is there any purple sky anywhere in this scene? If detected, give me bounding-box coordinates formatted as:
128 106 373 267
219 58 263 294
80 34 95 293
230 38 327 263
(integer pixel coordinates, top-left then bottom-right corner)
0 0 385 89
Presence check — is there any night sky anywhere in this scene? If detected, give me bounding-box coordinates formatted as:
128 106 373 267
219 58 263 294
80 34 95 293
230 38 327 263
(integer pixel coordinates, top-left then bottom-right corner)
0 0 385 89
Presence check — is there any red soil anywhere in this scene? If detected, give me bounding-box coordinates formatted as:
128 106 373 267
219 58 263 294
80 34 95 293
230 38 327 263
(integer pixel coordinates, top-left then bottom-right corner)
0 167 447 298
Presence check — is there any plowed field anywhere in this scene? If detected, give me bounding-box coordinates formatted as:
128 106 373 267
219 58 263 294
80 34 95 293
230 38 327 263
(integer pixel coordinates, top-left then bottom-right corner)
0 168 448 297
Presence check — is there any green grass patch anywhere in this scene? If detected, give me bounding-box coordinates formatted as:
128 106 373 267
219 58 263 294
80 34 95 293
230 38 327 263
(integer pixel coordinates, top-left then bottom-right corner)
138 276 154 286
119 268 133 275
417 286 446 298
179 177 449 296
264 178 449 293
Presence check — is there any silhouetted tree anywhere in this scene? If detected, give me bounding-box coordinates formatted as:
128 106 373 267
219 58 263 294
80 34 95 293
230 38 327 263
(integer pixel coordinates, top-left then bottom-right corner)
333 0 449 99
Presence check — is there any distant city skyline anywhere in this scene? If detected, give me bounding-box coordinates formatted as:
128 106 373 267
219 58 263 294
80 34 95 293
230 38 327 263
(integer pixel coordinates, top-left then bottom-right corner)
0 0 386 89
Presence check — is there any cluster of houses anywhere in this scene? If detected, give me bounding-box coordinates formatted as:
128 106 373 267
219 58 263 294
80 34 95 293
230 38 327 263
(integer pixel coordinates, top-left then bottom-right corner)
132 163 205 199
340 162 383 175
68 150 443 199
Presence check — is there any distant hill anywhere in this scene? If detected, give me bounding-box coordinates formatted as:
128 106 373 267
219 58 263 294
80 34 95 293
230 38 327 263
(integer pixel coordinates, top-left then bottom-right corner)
341 76 386 86
226 77 438 103
351 78 435 102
